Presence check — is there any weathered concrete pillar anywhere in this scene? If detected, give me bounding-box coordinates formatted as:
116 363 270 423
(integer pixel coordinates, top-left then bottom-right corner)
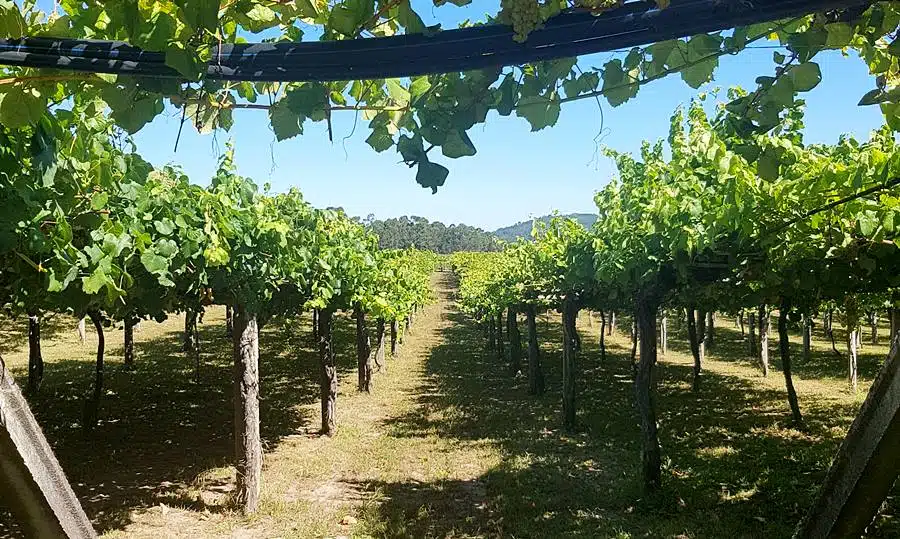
795 335 900 538
0 363 96 538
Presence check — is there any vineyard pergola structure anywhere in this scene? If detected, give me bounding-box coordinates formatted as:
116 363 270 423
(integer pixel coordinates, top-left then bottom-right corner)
2 0 900 537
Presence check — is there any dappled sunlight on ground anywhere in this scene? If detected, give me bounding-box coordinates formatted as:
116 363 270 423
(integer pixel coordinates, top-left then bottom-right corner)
1 283 898 537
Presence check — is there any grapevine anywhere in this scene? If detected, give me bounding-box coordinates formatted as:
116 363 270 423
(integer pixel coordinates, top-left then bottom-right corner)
499 0 545 43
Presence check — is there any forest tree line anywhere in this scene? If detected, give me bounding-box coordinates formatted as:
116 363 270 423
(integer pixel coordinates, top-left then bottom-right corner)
364 215 500 253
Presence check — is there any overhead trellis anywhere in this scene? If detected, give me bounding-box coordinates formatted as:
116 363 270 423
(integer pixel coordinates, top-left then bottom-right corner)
0 0 872 82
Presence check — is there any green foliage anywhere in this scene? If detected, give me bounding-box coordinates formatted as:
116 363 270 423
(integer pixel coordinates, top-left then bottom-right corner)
5 1 897 190
0 120 437 335
451 215 598 320
365 216 500 253
453 99 900 326
0 0 900 190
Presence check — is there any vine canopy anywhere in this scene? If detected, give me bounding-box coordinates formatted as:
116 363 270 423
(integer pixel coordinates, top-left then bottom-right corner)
0 0 898 190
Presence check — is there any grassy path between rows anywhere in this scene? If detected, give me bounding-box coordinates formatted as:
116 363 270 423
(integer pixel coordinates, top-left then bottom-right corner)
1 272 899 537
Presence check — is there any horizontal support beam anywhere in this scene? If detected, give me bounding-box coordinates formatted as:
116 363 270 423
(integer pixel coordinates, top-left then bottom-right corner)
0 0 872 82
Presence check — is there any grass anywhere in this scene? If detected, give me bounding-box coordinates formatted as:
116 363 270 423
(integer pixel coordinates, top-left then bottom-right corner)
0 275 897 538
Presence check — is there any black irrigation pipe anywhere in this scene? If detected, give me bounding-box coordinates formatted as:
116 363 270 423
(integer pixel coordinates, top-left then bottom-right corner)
0 0 872 82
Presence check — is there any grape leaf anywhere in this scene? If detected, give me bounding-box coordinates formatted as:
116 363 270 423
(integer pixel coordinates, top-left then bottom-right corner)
416 160 449 193
83 268 109 295
328 0 372 36
243 5 279 32
397 134 425 163
154 219 175 236
165 42 204 80
286 83 328 121
177 0 220 32
410 76 432 102
515 95 561 131
91 192 109 210
141 250 169 274
825 22 852 48
397 0 425 33
788 62 822 92
269 101 303 140
442 129 476 158
366 127 394 152
110 96 164 134
601 59 639 106
0 1 26 38
0 87 45 128
386 79 411 107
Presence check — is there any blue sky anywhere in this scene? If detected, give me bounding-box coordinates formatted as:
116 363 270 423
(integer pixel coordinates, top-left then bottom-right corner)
122 2 884 230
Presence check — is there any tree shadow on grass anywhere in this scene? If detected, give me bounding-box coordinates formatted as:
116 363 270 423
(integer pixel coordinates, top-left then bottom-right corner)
0 309 359 534
673 317 890 385
359 295 898 538
0 313 82 355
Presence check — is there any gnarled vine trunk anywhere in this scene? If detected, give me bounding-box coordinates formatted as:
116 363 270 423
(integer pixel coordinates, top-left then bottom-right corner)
635 293 661 492
802 314 811 362
507 306 522 375
182 310 193 352
76 317 86 345
599 311 607 362
846 296 860 392
748 312 758 358
779 297 802 424
868 311 878 345
697 309 707 364
891 307 900 342
232 306 261 514
312 309 318 341
225 305 234 338
318 308 337 436
84 310 105 429
739 311 745 337
27 312 43 393
629 314 638 371
374 319 386 372
123 314 136 370
355 303 372 393
562 297 579 432
496 311 504 361
849 328 859 393
526 305 544 395
759 305 770 377
686 307 702 391
390 319 398 356
660 314 667 358
488 316 496 350
185 310 201 383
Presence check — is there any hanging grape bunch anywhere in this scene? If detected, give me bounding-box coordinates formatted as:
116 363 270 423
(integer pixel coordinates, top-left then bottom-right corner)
574 0 623 12
499 0 545 43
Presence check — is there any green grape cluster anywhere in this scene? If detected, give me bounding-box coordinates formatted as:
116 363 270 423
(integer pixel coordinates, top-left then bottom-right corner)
500 0 544 43
574 0 622 13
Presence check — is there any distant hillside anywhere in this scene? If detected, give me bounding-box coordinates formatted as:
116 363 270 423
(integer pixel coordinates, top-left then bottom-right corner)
493 213 597 242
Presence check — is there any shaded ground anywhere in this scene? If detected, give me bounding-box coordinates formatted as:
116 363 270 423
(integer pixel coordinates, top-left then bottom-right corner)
0 306 358 536
0 277 897 537
354 291 899 538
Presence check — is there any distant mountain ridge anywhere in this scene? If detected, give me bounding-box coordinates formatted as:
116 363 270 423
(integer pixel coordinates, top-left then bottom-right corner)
493 213 598 242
